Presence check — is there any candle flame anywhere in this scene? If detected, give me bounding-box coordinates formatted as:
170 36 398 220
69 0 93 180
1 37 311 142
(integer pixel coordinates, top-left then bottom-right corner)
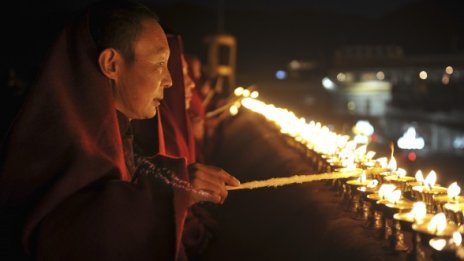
408 201 427 222
358 171 366 183
376 157 388 168
367 180 378 188
453 231 462 246
346 141 357 151
427 213 447 234
387 157 397 171
447 182 461 198
378 184 397 199
355 145 367 156
387 189 402 204
396 168 407 178
415 170 424 183
429 238 447 251
366 151 376 160
424 170 437 189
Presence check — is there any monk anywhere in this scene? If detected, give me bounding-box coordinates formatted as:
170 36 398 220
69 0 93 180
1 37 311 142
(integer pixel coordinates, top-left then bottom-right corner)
0 1 238 260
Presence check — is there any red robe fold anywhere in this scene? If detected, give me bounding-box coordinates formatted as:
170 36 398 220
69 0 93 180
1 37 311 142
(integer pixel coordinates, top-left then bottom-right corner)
0 11 176 261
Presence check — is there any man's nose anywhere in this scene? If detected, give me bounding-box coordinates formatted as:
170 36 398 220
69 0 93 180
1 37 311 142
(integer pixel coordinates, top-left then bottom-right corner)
163 70 173 89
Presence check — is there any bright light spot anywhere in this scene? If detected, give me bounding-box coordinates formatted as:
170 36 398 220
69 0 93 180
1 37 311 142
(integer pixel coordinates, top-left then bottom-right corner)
234 87 244 96
376 157 388 168
376 71 385 80
454 136 464 149
378 184 397 200
276 70 287 80
429 238 447 251
386 189 401 204
415 170 424 183
397 127 425 150
442 74 450 85
242 89 251 97
229 105 239 116
453 231 462 246
388 157 397 171
322 77 335 90
367 180 378 188
425 170 437 188
250 91 259 98
358 171 367 183
447 182 461 198
419 71 428 80
337 72 346 81
408 202 427 222
446 66 454 75
397 168 407 177
353 120 374 136
354 135 368 144
366 151 376 160
289 60 301 70
407 151 417 161
427 213 447 234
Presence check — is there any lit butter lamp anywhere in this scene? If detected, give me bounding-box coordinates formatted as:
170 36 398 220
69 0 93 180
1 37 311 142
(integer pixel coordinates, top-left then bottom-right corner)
413 213 462 260
357 179 380 223
366 156 392 181
333 161 362 197
352 145 376 170
346 172 376 217
444 202 464 227
435 182 464 214
394 202 433 258
411 170 447 212
383 168 416 198
429 232 463 261
366 184 397 234
376 189 414 252
371 156 405 185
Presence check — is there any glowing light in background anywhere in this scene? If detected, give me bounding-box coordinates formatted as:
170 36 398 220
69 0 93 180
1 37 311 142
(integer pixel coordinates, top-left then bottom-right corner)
419 70 428 80
234 86 244 96
397 127 425 150
445 66 454 75
250 91 259 99
376 71 385 80
276 70 287 80
322 77 335 90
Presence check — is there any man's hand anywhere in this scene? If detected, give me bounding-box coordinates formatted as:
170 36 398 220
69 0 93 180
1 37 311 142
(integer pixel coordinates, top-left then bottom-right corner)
188 163 240 205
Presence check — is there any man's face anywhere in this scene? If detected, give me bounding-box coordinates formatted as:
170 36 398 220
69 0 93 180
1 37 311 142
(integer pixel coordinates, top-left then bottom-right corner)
181 55 195 110
114 20 172 119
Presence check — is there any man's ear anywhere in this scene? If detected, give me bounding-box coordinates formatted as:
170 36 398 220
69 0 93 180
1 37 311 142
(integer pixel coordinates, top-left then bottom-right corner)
98 48 121 80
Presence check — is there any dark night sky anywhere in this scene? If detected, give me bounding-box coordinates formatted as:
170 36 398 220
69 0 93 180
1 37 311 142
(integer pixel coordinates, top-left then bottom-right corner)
2 0 464 85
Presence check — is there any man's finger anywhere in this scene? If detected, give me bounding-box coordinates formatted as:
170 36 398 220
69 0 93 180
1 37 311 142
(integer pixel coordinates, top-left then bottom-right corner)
193 164 240 186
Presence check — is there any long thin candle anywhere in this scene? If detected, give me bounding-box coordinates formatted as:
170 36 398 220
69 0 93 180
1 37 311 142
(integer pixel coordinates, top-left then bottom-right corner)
226 170 361 191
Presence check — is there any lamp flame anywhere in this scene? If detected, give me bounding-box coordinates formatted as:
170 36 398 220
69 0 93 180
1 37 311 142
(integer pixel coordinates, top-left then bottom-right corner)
415 170 424 184
396 168 407 178
408 202 427 222
429 238 447 251
376 157 388 168
366 151 376 160
424 170 437 189
454 231 462 246
427 213 447 234
378 184 397 200
387 157 397 171
358 171 366 183
387 189 401 204
448 182 461 198
367 180 378 188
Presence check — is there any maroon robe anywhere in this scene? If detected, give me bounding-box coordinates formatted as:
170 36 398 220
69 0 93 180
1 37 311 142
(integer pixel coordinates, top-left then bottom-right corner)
0 11 176 261
133 35 205 260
